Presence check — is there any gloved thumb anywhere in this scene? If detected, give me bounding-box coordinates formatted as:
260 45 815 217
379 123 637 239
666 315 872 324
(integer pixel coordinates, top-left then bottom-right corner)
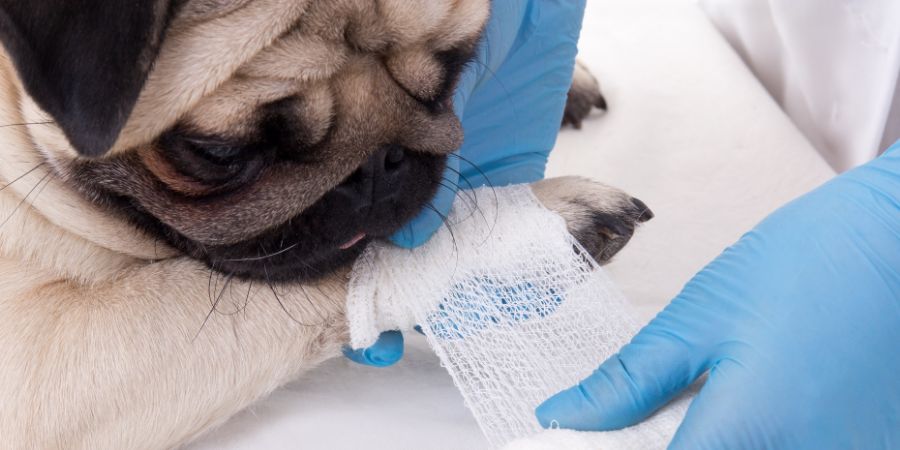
389 157 460 248
535 299 716 431
342 330 405 367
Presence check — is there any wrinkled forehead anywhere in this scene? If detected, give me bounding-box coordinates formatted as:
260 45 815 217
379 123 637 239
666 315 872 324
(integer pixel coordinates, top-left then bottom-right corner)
111 0 490 152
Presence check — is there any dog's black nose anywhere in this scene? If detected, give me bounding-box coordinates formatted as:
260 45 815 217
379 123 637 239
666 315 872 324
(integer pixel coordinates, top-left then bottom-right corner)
336 144 409 210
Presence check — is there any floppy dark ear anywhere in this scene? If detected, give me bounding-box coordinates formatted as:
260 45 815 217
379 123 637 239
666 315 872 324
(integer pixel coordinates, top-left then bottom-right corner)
0 0 175 157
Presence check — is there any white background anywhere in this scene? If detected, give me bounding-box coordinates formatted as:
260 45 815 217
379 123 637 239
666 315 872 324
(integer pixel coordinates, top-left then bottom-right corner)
701 0 900 170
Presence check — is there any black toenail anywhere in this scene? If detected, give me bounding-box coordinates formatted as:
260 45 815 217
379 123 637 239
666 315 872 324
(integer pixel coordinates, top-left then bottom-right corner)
631 198 654 222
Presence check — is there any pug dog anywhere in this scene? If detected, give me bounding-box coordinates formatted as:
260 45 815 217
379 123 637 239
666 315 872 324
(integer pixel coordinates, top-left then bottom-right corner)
0 1 650 448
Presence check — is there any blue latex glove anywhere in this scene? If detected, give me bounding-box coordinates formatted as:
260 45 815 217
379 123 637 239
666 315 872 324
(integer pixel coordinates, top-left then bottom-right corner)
344 0 586 366
391 0 586 249
536 142 900 449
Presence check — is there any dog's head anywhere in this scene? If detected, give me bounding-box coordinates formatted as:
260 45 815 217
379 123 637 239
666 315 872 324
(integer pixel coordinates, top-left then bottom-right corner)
0 0 488 281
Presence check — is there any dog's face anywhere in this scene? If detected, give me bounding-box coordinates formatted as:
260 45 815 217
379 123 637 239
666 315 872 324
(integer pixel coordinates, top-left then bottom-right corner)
0 0 489 281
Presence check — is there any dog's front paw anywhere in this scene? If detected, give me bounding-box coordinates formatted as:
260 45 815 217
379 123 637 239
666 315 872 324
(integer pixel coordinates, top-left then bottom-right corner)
562 61 607 129
531 176 653 264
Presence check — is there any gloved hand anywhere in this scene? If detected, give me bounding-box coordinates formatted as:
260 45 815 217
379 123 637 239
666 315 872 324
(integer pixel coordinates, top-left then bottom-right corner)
344 0 587 366
536 142 900 449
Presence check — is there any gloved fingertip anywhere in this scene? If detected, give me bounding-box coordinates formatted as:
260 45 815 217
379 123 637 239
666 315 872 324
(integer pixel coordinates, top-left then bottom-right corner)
341 346 372 365
388 224 424 249
535 391 564 429
388 205 445 249
362 348 402 367
342 330 404 367
389 164 459 249
535 385 603 431
537 346 700 432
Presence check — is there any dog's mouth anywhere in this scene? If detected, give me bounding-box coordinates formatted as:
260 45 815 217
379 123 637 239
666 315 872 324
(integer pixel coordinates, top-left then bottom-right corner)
73 147 447 283
339 233 367 250
197 150 446 282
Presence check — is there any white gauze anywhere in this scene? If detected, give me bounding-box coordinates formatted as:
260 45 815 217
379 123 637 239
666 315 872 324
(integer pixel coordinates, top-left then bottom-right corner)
346 185 691 449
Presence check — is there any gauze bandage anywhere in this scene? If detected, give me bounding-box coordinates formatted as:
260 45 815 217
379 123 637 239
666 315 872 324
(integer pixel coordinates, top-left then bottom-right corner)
347 185 691 449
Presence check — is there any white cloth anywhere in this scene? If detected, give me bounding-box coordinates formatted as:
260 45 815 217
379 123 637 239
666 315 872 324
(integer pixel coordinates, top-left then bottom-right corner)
700 0 900 171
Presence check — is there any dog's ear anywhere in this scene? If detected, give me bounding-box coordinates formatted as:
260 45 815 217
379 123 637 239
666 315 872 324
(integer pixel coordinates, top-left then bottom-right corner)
0 0 175 157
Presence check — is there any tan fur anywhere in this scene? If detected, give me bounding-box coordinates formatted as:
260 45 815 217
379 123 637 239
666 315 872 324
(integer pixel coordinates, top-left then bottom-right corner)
0 1 642 447
119 0 486 154
0 157 635 449
3 50 352 448
0 57 172 265
0 2 484 443
16 0 489 248
562 61 608 129
570 61 602 103
531 177 634 237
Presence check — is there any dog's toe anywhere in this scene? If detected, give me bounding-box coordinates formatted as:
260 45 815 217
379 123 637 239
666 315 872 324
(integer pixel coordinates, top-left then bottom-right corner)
532 177 653 265
573 195 653 264
631 197 654 222
562 61 607 129
594 93 608 111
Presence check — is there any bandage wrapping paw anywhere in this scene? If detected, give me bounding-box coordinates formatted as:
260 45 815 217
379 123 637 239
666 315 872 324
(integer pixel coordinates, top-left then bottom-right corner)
346 185 692 449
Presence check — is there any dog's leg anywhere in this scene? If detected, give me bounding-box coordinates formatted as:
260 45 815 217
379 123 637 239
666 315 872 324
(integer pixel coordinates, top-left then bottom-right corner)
562 60 608 129
0 177 649 449
531 176 653 264
0 258 348 449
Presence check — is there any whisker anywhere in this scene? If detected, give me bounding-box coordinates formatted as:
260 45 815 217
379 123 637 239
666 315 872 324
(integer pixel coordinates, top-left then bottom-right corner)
424 202 461 276
288 253 329 279
211 265 224 308
246 251 330 321
0 162 45 194
240 279 254 316
0 171 51 231
440 175 489 227
454 171 494 239
0 120 55 129
221 242 298 262
214 275 236 316
448 153 498 198
207 263 216 308
28 171 54 203
437 179 481 226
437 178 467 203
218 278 254 316
446 154 499 245
263 264 319 327
193 273 234 341
445 165 484 196
18 172 55 235
439 176 477 207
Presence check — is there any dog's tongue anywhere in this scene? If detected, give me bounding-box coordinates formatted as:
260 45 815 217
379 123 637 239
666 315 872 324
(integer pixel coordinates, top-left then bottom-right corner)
339 233 367 250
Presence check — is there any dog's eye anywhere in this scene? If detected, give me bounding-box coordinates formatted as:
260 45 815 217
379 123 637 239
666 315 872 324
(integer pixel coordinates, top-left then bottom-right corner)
181 137 249 164
190 142 248 166
158 133 268 192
